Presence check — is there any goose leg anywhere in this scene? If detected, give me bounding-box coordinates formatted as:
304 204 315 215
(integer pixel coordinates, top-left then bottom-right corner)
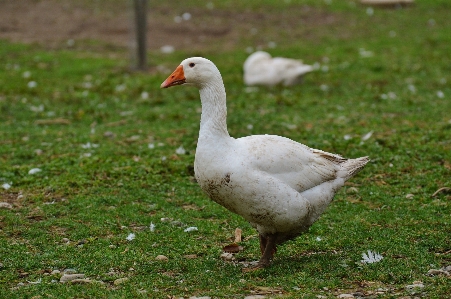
258 234 277 267
259 234 267 255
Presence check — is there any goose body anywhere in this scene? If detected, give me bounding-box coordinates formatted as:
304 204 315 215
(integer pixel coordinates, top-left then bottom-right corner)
244 51 314 86
161 57 369 267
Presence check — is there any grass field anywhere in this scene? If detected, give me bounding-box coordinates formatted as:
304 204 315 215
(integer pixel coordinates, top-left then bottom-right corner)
1 1 451 298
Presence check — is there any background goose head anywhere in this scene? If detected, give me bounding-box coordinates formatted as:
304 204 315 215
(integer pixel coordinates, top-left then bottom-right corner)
161 57 221 89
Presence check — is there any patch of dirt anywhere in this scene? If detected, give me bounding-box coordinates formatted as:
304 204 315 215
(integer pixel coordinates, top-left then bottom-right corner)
0 0 345 52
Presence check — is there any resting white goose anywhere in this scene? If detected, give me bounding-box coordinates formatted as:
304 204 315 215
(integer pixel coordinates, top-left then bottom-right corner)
161 57 369 268
243 51 314 86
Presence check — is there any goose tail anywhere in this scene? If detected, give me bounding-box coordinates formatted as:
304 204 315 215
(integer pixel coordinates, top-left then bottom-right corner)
340 156 370 180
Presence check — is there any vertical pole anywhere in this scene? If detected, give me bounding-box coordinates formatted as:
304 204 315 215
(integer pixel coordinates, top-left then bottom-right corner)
133 0 147 70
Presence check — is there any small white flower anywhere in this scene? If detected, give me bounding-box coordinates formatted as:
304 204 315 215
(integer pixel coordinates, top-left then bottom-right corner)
27 81 37 88
437 91 444 98
344 134 352 141
247 124 253 130
316 236 322 241
67 39 75 47
148 143 155 149
150 222 156 232
28 168 42 175
408 84 416 93
82 82 92 89
182 12 191 20
321 65 329 73
30 104 44 112
23 71 31 78
359 48 374 58
320 84 329 92
115 84 126 92
141 91 149 99
361 250 383 264
81 142 98 149
184 227 198 232
366 7 374 16
2 183 11 190
161 156 167 161
267 41 277 48
160 45 174 54
126 233 135 241
175 146 186 155
388 92 396 99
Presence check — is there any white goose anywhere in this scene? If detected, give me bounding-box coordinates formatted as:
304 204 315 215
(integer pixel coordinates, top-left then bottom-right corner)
161 57 369 267
243 51 314 86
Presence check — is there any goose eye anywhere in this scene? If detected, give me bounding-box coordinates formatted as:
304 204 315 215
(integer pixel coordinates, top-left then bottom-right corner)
189 63 195 68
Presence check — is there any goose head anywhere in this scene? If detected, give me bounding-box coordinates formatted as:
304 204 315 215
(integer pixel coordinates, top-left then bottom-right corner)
161 57 221 89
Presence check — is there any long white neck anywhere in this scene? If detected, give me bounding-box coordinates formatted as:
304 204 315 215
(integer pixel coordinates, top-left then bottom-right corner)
198 79 230 139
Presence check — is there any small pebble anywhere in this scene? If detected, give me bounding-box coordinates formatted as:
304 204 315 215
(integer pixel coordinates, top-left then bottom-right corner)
155 255 168 261
71 278 97 284
0 202 13 209
406 282 424 291
220 252 234 261
60 274 85 283
427 268 450 276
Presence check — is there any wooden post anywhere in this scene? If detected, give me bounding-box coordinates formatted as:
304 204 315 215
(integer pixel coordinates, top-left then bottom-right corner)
133 0 147 70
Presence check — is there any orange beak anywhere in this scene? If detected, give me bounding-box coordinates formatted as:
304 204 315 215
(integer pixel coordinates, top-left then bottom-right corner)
160 65 186 88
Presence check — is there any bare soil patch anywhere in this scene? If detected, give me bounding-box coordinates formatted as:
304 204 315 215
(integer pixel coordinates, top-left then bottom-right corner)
0 0 344 52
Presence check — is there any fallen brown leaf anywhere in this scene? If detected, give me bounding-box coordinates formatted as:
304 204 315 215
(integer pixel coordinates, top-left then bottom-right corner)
234 228 242 243
223 243 243 253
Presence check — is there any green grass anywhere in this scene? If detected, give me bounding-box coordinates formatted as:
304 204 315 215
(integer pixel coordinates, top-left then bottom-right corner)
1 1 451 298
